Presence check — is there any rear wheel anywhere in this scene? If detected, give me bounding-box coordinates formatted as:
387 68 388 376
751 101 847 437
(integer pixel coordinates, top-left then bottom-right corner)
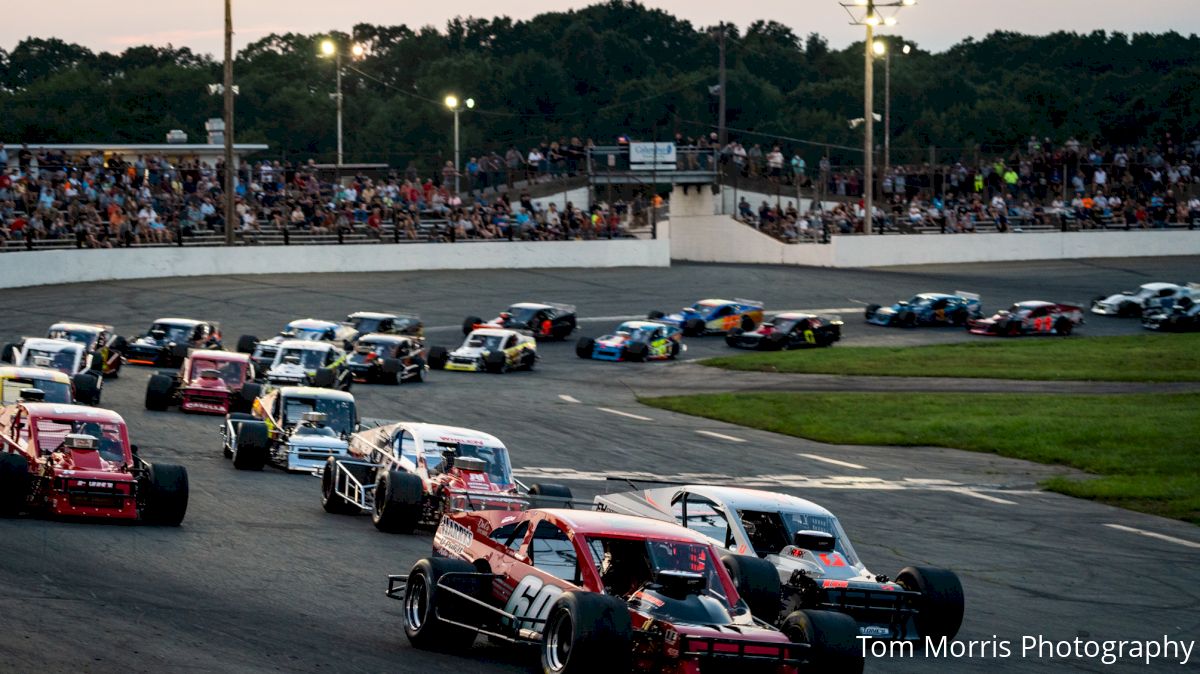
1 343 16 363
403 356 427 383
1054 318 1073 336
427 346 448 370
321 458 358 514
624 342 648 362
403 558 479 651
864 304 880 320
0 453 31 516
144 374 175 411
462 316 482 336
683 318 705 336
483 351 507 374
740 315 756 331
724 328 744 347
372 470 423 533
900 311 917 328
896 566 964 640
721 553 781 623
72 372 102 406
236 335 258 354
528 483 573 508
542 592 633 674
575 337 595 359
782 610 864 673
142 463 189 526
232 422 270 470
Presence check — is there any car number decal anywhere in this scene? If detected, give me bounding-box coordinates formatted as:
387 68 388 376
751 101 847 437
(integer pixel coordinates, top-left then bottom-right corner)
503 574 564 632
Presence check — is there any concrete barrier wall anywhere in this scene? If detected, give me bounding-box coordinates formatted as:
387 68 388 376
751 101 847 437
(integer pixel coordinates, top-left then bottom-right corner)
0 236 670 289
671 214 1200 268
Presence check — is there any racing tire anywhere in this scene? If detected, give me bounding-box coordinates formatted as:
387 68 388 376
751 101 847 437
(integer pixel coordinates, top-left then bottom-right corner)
951 308 969 326
379 357 401 385
109 335 128 354
683 318 705 337
143 462 189 526
575 337 595 359
782 609 864 673
144 374 175 411
647 310 665 320
896 566 965 641
1054 318 1073 336
73 372 102 406
0 453 31 517
1118 301 1140 318
528 483 573 508
311 367 336 388
236 335 258 354
523 351 536 371
235 382 262 414
899 311 917 328
169 343 190 366
765 331 789 351
427 346 448 370
668 340 681 359
483 351 507 374
231 421 270 470
740 315 756 331
724 328 743 347
864 304 880 320
0 343 15 364
624 342 648 363
541 591 633 674
372 470 423 534
1003 319 1021 337
462 316 482 336
402 357 426 384
720 553 781 623
402 558 480 651
224 413 256 458
320 458 358 514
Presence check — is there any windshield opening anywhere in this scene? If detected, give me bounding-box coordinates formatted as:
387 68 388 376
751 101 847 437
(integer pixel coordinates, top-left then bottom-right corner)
584 536 732 605
34 418 126 463
149 323 194 342
349 341 393 363
276 348 326 370
2 378 72 404
190 359 245 386
425 441 513 484
281 396 355 435
283 323 334 341
347 316 382 333
504 307 540 325
47 328 95 346
466 334 504 350
23 348 78 373
738 509 859 565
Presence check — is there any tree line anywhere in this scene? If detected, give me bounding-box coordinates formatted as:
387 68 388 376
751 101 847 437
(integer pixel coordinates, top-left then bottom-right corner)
1 0 1197 171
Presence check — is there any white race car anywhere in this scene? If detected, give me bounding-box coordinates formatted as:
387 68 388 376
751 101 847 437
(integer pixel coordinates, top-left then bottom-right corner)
238 318 352 373
427 328 537 373
222 386 358 473
596 483 964 643
1091 282 1197 317
263 340 352 390
0 337 103 404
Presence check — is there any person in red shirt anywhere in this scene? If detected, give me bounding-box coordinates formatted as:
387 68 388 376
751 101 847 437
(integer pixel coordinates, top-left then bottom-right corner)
366 207 382 239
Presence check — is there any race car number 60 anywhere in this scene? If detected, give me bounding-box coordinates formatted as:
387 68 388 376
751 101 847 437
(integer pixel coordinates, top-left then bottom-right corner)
503 575 564 632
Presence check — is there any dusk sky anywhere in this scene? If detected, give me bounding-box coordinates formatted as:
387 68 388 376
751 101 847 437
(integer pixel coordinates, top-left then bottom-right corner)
4 1 1196 55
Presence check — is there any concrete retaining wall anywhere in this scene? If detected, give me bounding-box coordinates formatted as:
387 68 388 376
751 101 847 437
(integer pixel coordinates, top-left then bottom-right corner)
0 235 670 289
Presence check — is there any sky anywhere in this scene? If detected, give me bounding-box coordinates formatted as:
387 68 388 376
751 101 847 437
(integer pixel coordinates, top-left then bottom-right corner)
3 0 1195 55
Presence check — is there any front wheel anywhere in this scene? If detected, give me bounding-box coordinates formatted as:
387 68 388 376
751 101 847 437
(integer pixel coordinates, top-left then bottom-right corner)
1054 318 1073 336
896 566 965 640
541 592 633 674
403 558 480 651
782 610 863 673
372 470 423 533
142 463 189 526
321 459 358 514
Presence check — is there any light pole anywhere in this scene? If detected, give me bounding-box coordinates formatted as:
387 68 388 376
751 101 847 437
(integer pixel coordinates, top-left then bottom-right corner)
444 95 475 195
879 41 911 184
840 0 914 234
222 0 234 246
320 39 364 177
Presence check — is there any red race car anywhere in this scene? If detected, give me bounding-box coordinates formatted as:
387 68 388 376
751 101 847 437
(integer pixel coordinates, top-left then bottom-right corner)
968 300 1084 336
0 401 188 525
144 349 260 415
388 508 863 673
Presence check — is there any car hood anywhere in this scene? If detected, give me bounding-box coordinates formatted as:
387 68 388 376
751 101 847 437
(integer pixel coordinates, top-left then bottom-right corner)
451 345 487 358
596 334 634 347
132 335 171 347
286 434 348 450
267 363 311 379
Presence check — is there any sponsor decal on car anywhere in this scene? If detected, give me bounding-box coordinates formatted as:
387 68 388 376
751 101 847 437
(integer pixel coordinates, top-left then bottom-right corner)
432 516 474 557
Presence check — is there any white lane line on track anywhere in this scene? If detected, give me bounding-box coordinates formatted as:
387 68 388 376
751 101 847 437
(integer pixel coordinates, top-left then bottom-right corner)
695 430 746 443
798 453 867 470
558 394 581 404
1104 524 1200 549
948 488 1018 505
597 407 653 421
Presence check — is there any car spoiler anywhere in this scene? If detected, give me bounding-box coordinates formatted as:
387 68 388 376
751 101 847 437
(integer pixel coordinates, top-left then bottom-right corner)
1185 282 1200 292
954 290 981 301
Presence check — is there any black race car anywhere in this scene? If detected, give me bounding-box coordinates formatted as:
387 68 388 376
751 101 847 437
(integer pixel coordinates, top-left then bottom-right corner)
462 302 576 340
725 312 842 350
346 333 428 384
123 318 222 366
1142 295 1200 332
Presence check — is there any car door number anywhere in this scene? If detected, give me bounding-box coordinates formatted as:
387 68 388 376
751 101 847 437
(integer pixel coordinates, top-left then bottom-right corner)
503 574 564 632
1032 316 1053 331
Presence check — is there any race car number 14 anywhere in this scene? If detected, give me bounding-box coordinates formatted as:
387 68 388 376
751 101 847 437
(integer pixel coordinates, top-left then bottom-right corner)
503 575 564 632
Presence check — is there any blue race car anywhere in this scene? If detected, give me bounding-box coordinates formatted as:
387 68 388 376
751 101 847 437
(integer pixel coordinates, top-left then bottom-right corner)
575 320 685 362
647 298 764 336
865 291 981 328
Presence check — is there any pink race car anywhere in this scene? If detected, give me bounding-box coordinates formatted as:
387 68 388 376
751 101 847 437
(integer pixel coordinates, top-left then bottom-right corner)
968 301 1083 336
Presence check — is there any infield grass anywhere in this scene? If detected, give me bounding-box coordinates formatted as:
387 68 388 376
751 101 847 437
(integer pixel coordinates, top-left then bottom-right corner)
642 392 1200 524
701 333 1200 382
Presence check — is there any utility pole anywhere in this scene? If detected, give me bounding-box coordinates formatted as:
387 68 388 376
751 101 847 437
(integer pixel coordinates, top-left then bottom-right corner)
717 23 727 149
864 17 874 235
223 0 235 246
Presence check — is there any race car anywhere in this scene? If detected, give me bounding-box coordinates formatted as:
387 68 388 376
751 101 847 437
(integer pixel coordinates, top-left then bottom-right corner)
237 318 349 373
648 298 765 336
462 302 577 340
0 366 75 404
144 350 260 415
1091 282 1197 317
262 339 352 390
1142 295 1200 332
0 402 188 525
865 291 981 328
122 318 222 367
46 322 125 376
725 313 843 350
575 320 685 362
387 508 863 672
595 484 964 643
221 386 358 472
341 311 424 341
320 422 572 533
429 328 537 373
968 301 1084 336
347 334 427 384
1 338 102 405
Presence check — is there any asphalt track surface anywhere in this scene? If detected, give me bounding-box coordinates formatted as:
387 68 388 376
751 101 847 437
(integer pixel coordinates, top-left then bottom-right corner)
2 257 1199 674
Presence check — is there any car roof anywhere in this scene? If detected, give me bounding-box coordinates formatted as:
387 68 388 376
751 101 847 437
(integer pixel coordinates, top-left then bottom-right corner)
772 312 816 320
914 293 954 300
347 311 398 320
403 422 505 449
188 349 249 362
0 366 71 382
679 485 835 518
276 339 336 351
152 317 204 327
1014 300 1054 308
618 321 664 330
22 338 82 351
696 299 734 307
49 322 109 332
357 333 408 344
278 386 355 402
537 509 709 542
287 318 339 329
470 328 519 338
21 403 125 424
1139 282 1178 290
509 302 553 310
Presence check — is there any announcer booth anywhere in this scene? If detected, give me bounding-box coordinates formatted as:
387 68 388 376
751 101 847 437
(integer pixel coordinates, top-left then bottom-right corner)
1 141 269 173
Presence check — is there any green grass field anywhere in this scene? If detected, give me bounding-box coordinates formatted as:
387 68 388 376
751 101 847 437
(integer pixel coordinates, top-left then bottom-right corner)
642 392 1200 523
702 333 1200 382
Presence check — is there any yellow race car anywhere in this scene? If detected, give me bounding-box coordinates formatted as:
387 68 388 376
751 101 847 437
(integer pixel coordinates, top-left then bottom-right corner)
428 328 537 373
